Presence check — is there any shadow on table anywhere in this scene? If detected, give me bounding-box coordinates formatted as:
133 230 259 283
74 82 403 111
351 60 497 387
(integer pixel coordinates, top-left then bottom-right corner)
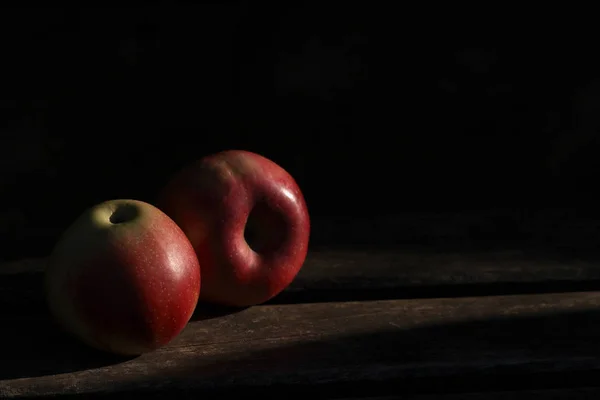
0 267 134 380
0 309 135 380
191 303 247 321
0 300 243 380
268 278 600 305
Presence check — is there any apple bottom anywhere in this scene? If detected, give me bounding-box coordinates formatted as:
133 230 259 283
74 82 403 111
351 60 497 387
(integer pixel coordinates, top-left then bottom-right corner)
49 254 195 355
196 246 305 308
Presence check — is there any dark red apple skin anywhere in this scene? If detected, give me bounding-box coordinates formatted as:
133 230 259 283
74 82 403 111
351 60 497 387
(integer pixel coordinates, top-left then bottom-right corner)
45 199 201 356
158 150 310 307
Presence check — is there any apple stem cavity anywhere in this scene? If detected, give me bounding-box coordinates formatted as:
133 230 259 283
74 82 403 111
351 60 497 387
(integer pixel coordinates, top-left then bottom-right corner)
244 201 288 255
109 204 139 225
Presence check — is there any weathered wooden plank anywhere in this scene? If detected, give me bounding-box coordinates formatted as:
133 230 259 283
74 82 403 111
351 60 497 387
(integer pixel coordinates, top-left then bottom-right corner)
3 250 600 309
3 292 600 398
280 249 600 302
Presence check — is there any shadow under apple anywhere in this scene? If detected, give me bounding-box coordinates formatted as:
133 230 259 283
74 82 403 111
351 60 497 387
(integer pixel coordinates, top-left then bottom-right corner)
0 269 244 380
0 308 136 380
191 302 247 321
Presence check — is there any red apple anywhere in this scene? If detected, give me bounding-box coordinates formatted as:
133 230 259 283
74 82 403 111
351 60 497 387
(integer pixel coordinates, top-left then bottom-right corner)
45 199 201 355
158 150 310 307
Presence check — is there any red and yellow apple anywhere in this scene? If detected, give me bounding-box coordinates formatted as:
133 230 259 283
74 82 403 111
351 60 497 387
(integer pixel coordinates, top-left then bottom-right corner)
158 150 310 307
45 199 201 355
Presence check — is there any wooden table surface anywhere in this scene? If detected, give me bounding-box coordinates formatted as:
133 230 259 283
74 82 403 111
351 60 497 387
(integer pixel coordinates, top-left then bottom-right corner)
3 247 600 399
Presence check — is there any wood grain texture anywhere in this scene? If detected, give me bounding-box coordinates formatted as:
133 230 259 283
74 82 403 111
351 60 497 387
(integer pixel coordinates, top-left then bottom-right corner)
3 292 600 398
3 250 600 309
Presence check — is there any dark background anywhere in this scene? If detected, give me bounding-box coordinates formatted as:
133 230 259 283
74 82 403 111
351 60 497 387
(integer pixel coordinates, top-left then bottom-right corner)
1 6 599 261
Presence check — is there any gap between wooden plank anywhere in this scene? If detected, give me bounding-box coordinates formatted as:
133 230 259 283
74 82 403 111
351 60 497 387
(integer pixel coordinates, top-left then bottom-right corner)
334 387 600 400
3 292 600 398
3 250 600 309
8 388 600 400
